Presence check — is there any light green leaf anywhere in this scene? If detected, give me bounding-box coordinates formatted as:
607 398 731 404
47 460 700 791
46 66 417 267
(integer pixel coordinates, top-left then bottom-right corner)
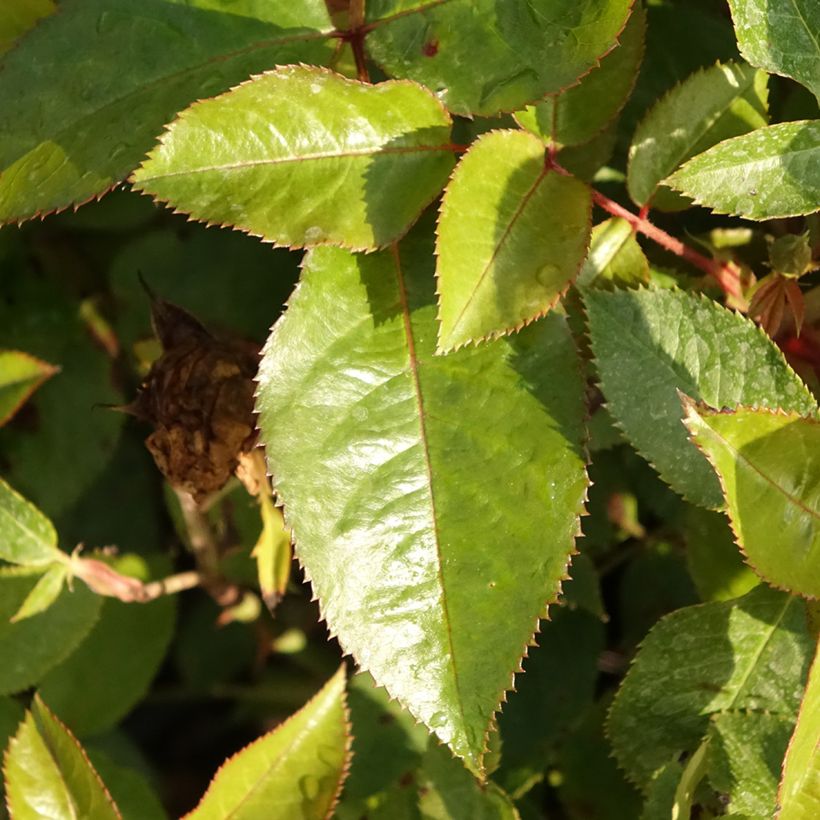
0 0 54 54
0 571 101 695
607 585 812 788
10 563 68 623
364 0 633 117
132 65 455 251
3 695 121 819
728 0 820 102
627 62 768 210
185 665 350 820
0 0 334 223
576 217 649 290
514 5 645 147
584 287 817 509
0 350 58 427
435 130 591 351
683 404 820 598
778 640 820 819
252 488 291 610
666 120 820 220
255 222 587 772
0 478 61 566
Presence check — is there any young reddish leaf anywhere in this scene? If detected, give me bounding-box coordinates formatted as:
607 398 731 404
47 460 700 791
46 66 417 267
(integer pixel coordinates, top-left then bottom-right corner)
514 4 646 148
364 0 633 116
3 695 122 819
0 478 61 566
132 66 455 252
0 350 58 428
436 130 591 352
683 402 820 598
627 62 769 211
185 665 350 820
255 223 587 773
0 0 335 223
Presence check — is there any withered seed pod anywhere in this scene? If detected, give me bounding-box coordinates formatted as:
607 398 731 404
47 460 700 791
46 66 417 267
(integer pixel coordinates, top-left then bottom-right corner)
126 279 259 502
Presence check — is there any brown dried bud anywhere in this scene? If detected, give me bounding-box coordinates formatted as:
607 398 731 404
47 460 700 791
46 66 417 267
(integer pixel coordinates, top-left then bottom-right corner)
128 281 259 502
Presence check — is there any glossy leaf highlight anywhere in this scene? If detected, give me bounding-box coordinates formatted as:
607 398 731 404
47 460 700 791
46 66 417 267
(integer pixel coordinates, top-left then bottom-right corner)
0 478 61 566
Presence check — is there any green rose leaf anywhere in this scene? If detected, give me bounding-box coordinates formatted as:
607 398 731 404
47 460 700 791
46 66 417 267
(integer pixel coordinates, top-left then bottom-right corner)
3 695 121 819
514 4 646 148
10 563 68 623
0 0 335 223
584 287 817 509
778 641 820 819
0 350 58 427
683 403 820 598
364 0 633 117
436 130 591 352
0 0 54 54
0 478 62 566
627 62 768 210
576 217 650 290
132 66 455 251
185 665 350 820
255 223 587 772
728 0 820 102
607 585 812 788
666 120 820 220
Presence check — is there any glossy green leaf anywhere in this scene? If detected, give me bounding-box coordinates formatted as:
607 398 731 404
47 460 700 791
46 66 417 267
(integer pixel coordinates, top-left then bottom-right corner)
576 217 649 290
514 5 645 147
255 223 587 771
39 557 176 737
584 287 817 509
435 130 591 351
0 350 58 427
778 640 820 819
10 563 68 623
728 0 820 102
608 585 812 788
3 696 121 819
683 404 820 598
0 0 334 223
132 66 455 251
364 0 633 117
0 478 61 566
0 0 54 54
0 570 101 695
185 665 350 820
666 120 820 220
627 62 768 210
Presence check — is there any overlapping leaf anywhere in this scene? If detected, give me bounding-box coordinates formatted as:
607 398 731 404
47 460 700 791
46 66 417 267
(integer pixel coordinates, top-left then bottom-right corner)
133 66 455 250
683 403 820 598
0 350 58 427
584 287 817 509
514 5 645 148
575 217 649 290
627 62 768 210
255 223 587 771
0 478 61 566
0 0 54 54
666 120 820 220
728 0 820 102
436 130 591 351
185 666 350 820
0 0 335 222
608 585 812 788
3 695 121 819
364 0 633 116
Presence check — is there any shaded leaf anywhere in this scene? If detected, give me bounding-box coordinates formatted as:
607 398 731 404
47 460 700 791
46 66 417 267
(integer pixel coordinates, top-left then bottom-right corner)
10 563 67 623
559 552 605 619
87 748 168 820
0 0 334 222
255 223 587 771
364 0 633 117
0 350 58 428
627 62 768 210
0 571 101 695
640 760 683 820
0 0 54 54
251 478 292 610
436 130 591 351
607 585 812 788
683 403 820 598
728 0 820 102
132 66 455 251
185 665 350 820
3 695 121 819
584 287 817 509
0 478 61 566
666 120 820 220
576 217 649 290
514 4 646 147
